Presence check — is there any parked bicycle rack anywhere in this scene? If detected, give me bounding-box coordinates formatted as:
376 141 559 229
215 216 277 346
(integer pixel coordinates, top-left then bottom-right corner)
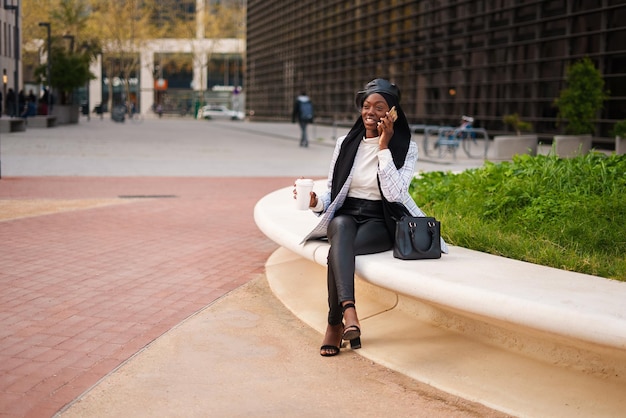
420 126 489 160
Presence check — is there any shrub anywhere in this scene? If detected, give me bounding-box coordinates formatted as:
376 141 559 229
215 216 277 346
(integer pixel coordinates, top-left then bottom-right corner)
553 57 609 135
411 152 626 281
610 119 626 138
35 46 95 105
503 113 533 135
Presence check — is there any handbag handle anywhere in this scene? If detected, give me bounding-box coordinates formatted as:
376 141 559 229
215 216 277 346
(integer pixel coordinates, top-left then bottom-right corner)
409 221 437 254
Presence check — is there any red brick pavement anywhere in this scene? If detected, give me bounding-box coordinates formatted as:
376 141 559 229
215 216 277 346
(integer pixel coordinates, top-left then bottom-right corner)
0 177 291 417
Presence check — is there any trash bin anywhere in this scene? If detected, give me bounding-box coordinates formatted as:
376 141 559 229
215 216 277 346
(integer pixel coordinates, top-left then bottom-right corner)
111 105 126 123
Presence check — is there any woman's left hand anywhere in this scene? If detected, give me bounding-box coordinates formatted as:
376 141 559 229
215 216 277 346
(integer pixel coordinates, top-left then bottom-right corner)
377 110 395 149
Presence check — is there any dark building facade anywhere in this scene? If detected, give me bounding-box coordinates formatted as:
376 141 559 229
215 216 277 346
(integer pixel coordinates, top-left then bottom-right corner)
246 0 626 140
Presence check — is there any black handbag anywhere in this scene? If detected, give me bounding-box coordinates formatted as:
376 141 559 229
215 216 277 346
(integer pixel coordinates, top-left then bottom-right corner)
393 216 442 260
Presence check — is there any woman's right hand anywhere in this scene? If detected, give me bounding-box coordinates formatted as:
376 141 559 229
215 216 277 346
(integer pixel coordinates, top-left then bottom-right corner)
293 180 318 208
377 108 395 149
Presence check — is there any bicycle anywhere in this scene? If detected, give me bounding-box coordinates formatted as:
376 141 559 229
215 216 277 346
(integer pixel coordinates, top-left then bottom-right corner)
425 127 489 159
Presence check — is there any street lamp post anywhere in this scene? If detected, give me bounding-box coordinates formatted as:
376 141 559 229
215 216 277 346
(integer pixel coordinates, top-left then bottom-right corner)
2 69 6 114
38 22 51 115
4 0 19 118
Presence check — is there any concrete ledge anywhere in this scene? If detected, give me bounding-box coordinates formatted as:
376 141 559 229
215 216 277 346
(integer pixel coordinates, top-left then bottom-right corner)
0 117 26 133
28 115 57 128
491 135 537 160
554 134 592 158
255 182 626 417
616 136 625 155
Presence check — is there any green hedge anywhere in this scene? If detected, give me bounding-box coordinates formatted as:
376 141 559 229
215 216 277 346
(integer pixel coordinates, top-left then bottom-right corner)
411 152 626 281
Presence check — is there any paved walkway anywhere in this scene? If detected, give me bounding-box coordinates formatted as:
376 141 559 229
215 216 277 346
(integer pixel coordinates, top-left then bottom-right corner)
0 117 503 417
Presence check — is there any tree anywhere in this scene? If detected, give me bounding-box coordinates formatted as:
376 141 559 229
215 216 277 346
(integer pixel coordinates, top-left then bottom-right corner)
90 0 158 113
553 57 609 135
24 0 101 105
23 0 97 52
23 0 245 113
50 0 91 41
34 44 94 104
163 0 246 98
21 1 53 41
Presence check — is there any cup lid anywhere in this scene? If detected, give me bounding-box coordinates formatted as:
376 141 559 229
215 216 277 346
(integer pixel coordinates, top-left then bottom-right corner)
295 178 314 185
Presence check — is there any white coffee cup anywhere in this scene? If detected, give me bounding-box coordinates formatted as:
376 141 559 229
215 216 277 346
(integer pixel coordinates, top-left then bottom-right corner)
295 178 314 210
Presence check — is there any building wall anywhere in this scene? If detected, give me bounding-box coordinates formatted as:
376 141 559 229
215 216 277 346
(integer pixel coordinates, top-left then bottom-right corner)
246 0 626 139
1 4 22 116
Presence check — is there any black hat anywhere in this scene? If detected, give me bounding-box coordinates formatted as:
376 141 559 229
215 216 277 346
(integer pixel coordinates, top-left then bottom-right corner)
355 79 401 108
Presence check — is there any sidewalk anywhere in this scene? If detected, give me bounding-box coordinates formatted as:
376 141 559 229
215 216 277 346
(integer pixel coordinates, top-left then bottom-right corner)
0 118 503 417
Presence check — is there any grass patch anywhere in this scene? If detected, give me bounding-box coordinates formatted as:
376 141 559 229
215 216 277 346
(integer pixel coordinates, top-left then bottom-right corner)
410 152 626 281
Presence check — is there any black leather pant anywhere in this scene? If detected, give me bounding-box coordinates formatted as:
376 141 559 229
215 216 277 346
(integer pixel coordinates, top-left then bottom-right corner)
326 198 392 325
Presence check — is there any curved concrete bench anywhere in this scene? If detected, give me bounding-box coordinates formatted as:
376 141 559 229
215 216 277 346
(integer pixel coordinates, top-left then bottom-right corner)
254 181 626 418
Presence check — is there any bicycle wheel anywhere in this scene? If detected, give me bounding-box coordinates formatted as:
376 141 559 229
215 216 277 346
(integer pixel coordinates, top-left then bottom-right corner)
462 135 482 158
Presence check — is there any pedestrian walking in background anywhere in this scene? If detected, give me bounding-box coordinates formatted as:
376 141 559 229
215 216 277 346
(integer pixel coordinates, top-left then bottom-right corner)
292 92 314 147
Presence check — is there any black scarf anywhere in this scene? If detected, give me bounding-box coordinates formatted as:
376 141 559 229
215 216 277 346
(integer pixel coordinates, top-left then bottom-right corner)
330 106 411 201
330 106 412 238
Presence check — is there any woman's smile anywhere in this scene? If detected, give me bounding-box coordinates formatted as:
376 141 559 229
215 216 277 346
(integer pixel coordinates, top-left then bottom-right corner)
364 115 379 124
361 93 389 134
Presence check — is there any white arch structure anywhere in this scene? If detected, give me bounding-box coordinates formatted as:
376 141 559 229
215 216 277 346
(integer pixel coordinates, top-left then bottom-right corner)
89 37 245 114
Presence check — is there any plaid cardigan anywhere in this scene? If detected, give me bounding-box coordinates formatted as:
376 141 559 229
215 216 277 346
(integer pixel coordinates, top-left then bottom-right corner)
302 135 449 254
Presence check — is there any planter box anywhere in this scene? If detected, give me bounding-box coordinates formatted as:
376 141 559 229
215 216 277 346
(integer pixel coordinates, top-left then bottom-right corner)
28 115 57 128
0 117 26 133
553 134 592 158
616 136 625 155
51 104 80 125
491 135 538 160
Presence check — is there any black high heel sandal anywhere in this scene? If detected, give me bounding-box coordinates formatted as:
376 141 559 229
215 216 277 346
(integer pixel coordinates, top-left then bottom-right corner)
320 323 344 357
349 336 361 350
341 303 361 349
